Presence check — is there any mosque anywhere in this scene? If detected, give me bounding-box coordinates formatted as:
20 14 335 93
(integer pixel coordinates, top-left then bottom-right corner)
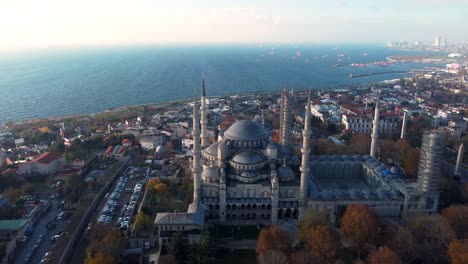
154 78 447 245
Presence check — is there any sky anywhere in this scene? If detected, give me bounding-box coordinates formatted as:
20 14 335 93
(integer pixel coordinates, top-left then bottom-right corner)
0 0 467 50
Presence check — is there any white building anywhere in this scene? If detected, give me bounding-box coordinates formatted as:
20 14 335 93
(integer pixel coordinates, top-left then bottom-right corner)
140 135 165 151
19 152 65 176
342 114 400 134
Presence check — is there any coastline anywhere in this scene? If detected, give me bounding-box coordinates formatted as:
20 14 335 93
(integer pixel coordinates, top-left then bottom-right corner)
5 82 386 127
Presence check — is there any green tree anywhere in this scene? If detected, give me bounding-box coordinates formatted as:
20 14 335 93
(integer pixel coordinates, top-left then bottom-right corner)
169 232 189 264
135 211 152 231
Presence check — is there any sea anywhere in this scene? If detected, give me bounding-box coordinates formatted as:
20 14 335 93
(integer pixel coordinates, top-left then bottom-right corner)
0 44 443 125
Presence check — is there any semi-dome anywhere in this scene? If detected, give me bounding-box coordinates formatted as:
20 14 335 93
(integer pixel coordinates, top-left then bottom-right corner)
203 142 219 156
224 120 269 141
231 150 265 165
277 165 295 181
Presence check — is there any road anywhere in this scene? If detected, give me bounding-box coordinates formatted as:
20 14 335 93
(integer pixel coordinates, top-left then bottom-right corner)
12 199 69 264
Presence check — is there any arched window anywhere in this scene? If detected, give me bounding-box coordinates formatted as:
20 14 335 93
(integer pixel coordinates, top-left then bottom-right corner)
247 204 252 210
285 209 292 219
252 204 257 210
226 204 231 211
292 208 299 219
278 209 284 220
215 204 220 210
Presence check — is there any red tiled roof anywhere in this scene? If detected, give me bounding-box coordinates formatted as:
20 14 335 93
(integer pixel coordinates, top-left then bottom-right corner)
122 138 132 144
32 152 64 164
104 146 114 155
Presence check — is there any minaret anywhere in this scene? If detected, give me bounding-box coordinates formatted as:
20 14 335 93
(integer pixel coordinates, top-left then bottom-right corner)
200 75 208 148
455 143 464 176
192 92 202 204
279 90 292 145
299 90 312 217
370 91 380 158
400 111 408 139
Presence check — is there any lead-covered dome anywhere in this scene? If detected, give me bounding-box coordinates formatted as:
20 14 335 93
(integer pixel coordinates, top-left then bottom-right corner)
224 120 269 141
231 150 265 165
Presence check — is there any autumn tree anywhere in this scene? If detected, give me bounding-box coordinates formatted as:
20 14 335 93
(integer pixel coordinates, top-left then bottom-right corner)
306 225 339 263
447 239 468 264
289 249 311 264
257 225 292 255
396 139 420 178
349 134 371 155
367 246 401 264
85 252 114 264
442 205 468 239
340 204 379 258
85 227 125 264
257 249 288 264
298 208 330 240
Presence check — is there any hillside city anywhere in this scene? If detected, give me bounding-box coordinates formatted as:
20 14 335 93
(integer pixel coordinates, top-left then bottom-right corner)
0 60 467 264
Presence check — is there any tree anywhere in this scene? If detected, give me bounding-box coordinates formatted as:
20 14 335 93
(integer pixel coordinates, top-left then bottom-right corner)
257 250 288 264
442 205 468 239
135 211 152 231
257 225 292 255
169 232 189 264
349 134 371 155
384 224 416 263
367 246 401 264
409 215 455 263
289 249 311 264
21 182 35 195
396 139 419 178
2 187 21 201
340 204 379 257
188 231 214 264
306 225 338 262
85 252 114 264
448 239 468 264
85 225 124 264
298 208 330 241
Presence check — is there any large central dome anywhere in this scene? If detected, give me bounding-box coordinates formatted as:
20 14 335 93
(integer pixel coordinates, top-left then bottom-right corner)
224 120 269 141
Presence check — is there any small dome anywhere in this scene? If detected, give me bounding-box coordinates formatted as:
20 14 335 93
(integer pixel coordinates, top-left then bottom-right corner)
224 120 269 141
231 150 265 165
390 166 399 174
277 165 295 181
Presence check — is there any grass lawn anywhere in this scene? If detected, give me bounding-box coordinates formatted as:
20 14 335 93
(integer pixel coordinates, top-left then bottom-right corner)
214 249 257 264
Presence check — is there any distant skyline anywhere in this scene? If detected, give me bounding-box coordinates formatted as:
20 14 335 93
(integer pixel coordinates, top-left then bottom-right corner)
1 0 467 50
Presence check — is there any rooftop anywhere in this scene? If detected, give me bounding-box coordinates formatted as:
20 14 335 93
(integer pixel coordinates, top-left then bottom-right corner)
0 219 28 231
32 152 64 164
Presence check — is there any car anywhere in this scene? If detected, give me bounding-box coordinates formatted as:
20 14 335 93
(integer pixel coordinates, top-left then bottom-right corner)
56 230 63 236
50 235 61 242
20 235 28 243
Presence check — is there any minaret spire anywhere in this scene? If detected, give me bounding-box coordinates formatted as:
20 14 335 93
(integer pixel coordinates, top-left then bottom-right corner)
455 143 464 176
370 90 380 158
400 110 408 139
192 90 202 204
299 89 312 217
200 73 208 147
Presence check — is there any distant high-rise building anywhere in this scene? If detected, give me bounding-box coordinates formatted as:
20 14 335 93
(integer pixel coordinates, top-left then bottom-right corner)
441 38 447 47
434 36 440 47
